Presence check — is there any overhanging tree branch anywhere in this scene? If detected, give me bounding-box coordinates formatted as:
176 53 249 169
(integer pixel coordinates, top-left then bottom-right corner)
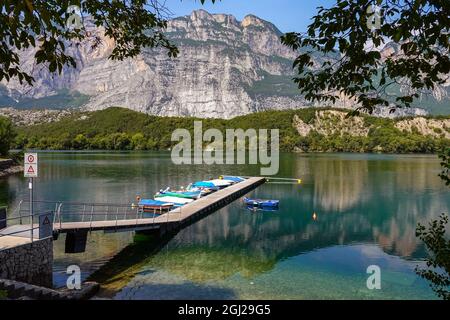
281 0 450 113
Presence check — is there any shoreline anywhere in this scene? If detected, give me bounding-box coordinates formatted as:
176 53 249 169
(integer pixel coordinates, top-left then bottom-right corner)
7 149 444 158
0 159 23 178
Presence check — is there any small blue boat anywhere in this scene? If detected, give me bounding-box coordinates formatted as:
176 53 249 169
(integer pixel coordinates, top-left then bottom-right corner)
138 199 175 212
243 197 279 209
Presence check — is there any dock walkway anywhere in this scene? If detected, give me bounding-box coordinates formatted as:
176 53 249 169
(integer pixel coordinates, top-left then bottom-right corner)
53 176 265 234
1 176 265 255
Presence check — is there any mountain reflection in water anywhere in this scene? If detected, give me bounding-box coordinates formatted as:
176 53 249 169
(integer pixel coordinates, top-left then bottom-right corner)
1 152 447 299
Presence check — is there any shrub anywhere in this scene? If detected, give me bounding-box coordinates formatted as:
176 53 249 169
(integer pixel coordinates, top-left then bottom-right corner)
0 116 15 156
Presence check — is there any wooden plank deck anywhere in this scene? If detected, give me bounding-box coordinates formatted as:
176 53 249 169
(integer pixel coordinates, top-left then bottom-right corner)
53 176 266 233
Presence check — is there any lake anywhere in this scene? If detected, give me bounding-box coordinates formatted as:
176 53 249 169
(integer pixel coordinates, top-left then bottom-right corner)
1 151 448 299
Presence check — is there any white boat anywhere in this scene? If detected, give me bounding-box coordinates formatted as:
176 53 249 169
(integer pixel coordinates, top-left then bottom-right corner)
154 196 194 205
205 179 234 187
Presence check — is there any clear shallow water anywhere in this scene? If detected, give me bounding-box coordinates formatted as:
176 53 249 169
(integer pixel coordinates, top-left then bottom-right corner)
1 151 448 299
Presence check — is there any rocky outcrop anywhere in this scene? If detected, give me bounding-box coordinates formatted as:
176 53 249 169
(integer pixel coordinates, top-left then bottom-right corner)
293 110 370 137
0 107 76 126
371 106 428 118
395 117 450 139
0 159 23 177
293 109 450 139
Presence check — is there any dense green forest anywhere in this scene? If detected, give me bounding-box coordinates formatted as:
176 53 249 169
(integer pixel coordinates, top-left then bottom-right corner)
0 116 14 156
12 107 450 153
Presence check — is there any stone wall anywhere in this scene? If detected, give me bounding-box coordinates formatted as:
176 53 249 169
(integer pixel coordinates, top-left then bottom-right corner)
0 238 53 288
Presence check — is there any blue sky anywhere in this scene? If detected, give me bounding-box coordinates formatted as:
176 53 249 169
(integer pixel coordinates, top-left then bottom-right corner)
165 0 336 33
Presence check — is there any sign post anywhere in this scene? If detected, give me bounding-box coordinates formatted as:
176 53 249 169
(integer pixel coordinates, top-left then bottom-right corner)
24 153 38 242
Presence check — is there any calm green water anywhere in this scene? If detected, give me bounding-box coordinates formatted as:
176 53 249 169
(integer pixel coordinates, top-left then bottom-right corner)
1 151 449 299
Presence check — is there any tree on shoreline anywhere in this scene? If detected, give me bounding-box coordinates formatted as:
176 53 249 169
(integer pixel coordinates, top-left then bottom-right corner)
415 212 450 300
0 116 15 156
415 149 450 300
438 147 450 186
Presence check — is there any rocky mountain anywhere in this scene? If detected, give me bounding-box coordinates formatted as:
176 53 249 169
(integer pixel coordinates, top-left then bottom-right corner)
0 10 448 118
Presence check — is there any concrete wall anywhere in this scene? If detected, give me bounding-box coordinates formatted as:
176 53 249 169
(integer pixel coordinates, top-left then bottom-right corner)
0 238 53 288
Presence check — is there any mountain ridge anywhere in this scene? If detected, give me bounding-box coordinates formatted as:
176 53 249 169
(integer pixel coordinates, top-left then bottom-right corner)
0 10 448 117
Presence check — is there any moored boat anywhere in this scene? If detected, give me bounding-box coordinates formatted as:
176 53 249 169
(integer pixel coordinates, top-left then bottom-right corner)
220 175 245 182
155 190 203 199
191 181 220 190
243 197 279 209
204 179 234 187
138 199 174 213
192 179 234 189
154 196 194 205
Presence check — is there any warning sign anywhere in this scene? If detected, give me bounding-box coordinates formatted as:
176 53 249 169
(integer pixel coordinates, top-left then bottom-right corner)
42 216 50 225
39 212 53 239
24 163 38 177
24 153 38 177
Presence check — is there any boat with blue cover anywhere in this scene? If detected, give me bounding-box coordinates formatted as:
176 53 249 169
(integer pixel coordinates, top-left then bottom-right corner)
191 181 220 190
243 197 279 209
192 179 234 189
138 199 174 213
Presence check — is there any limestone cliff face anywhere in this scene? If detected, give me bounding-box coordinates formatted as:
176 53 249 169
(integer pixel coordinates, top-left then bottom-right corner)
0 10 447 117
0 10 307 118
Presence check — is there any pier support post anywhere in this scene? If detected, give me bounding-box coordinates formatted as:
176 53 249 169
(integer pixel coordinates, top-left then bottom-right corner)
65 231 88 253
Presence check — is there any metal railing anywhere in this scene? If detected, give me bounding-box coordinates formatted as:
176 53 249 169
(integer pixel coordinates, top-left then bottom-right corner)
0 208 53 243
3 199 182 233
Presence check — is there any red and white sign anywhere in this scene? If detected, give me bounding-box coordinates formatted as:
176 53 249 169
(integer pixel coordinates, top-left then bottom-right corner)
24 153 38 177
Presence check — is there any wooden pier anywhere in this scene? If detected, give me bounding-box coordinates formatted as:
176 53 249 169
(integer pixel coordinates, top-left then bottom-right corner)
0 176 266 278
54 176 266 234
1 177 265 253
